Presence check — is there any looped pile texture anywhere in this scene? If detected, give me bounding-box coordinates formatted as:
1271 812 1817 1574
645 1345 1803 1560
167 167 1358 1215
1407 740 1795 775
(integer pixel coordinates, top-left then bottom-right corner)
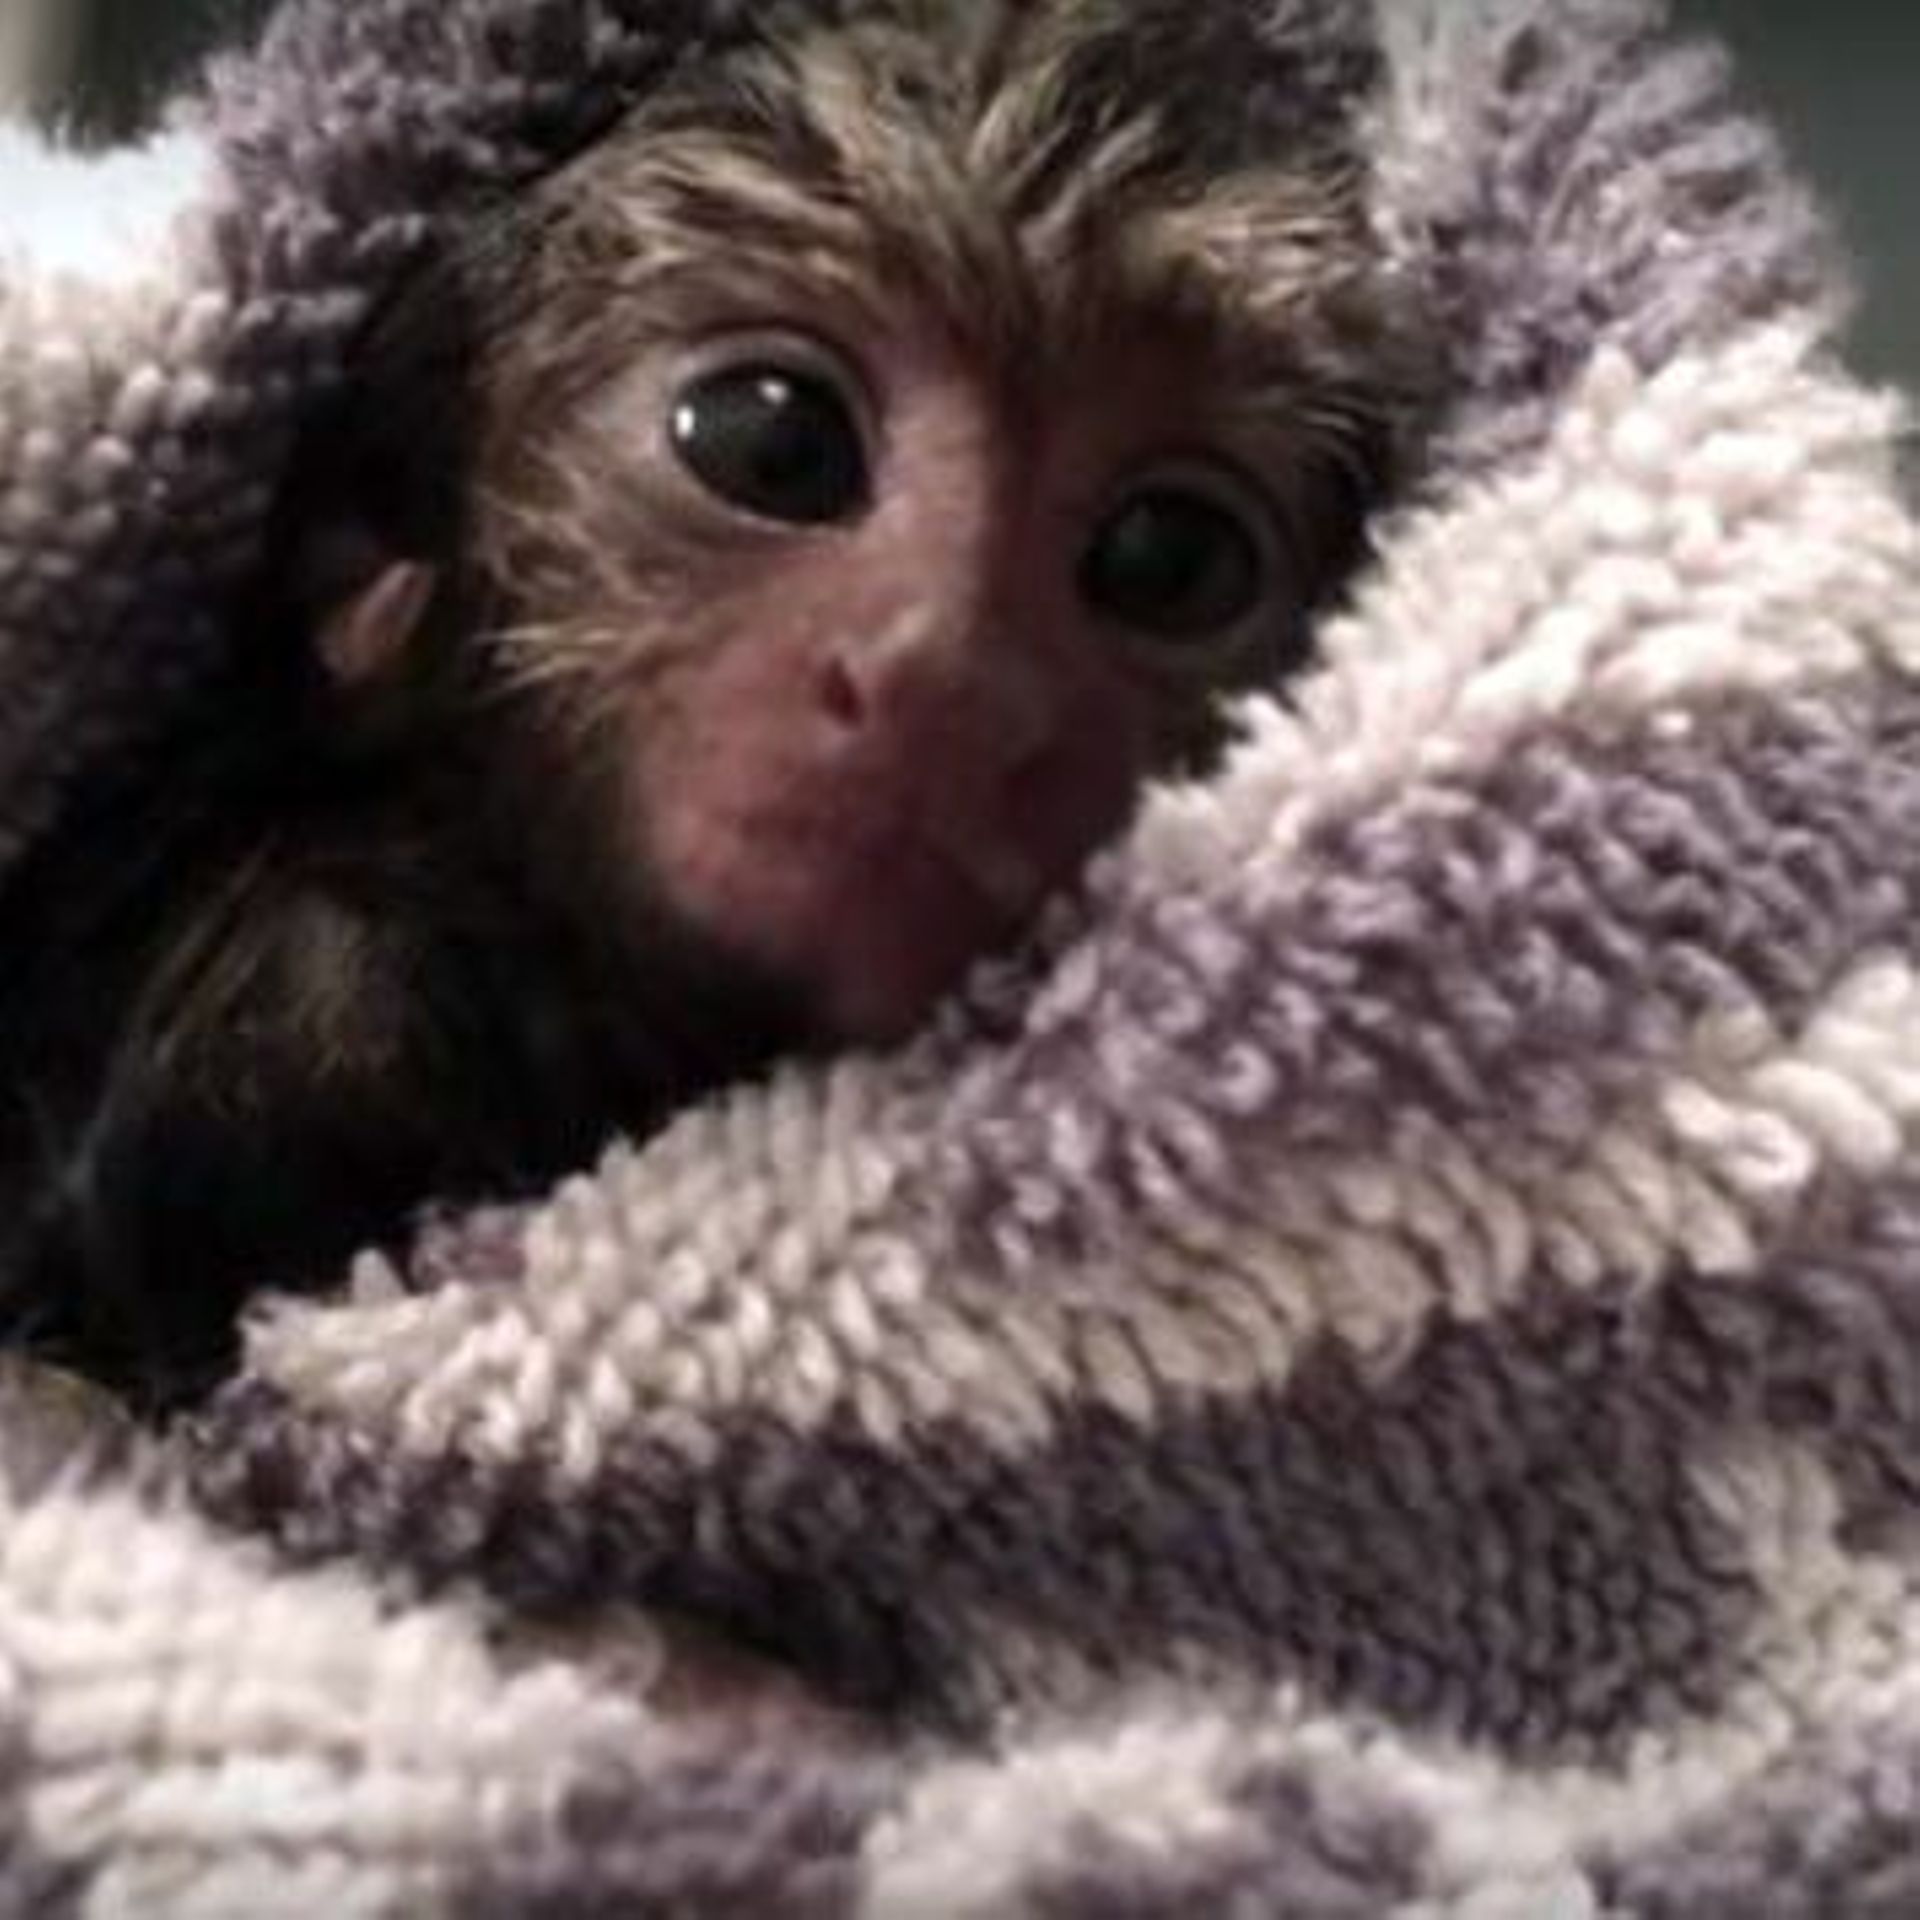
4 0 1920 1911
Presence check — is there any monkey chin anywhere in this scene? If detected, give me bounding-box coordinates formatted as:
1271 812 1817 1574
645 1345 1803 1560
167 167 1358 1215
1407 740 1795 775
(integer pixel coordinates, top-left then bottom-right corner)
671 830 1030 1053
784 869 1023 1049
804 929 975 1049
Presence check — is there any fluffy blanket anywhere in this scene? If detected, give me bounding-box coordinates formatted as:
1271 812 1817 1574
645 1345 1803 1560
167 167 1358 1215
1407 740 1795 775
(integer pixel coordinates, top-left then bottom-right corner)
3 0 1918 1911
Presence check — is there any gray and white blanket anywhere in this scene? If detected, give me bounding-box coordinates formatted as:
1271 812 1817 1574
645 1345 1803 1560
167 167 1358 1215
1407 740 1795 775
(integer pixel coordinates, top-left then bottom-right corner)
2 0 1918 1911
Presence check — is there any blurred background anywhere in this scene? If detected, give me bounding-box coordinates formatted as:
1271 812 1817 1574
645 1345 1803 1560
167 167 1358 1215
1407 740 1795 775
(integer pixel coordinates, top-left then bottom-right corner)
1684 0 1920 390
1 0 1915 390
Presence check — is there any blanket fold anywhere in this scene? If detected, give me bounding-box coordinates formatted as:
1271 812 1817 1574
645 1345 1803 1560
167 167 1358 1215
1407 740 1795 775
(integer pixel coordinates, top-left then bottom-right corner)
4 0 1920 1911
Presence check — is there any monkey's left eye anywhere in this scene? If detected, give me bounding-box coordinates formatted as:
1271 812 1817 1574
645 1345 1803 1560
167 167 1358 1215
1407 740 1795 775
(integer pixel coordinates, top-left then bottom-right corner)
669 362 871 526
1080 472 1273 651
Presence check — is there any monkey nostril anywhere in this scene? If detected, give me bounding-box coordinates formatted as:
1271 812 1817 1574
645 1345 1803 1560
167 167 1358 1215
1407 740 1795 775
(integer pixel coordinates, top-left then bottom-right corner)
817 654 868 733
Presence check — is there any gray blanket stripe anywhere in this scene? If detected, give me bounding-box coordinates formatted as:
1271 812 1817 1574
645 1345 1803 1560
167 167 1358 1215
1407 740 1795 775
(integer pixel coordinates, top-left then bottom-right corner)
1369 0 1839 477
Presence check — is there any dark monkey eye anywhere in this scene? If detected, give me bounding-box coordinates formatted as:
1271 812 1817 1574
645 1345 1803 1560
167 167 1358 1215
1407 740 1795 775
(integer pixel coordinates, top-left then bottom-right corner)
1080 484 1268 644
669 363 871 526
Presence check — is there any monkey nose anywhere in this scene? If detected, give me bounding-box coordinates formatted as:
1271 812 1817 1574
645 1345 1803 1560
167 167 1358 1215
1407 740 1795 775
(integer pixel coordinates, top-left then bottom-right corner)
810 632 1058 775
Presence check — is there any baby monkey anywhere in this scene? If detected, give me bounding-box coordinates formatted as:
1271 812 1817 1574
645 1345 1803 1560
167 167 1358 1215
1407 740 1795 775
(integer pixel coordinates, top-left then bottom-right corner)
0 2 1419 1404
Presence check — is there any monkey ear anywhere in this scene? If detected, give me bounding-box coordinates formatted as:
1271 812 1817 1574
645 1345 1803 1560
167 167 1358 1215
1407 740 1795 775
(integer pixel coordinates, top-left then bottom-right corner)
315 560 440 688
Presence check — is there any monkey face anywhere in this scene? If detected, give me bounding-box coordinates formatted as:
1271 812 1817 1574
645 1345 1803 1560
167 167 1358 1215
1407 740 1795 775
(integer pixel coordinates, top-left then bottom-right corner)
555 317 1304 1044
302 2 1411 1056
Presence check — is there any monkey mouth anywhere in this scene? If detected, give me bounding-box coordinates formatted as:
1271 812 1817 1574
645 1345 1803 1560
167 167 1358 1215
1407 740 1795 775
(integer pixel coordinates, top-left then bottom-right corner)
799 824 1046 1042
703 820 1047 1044
916 821 1047 924
647 750 1058 1047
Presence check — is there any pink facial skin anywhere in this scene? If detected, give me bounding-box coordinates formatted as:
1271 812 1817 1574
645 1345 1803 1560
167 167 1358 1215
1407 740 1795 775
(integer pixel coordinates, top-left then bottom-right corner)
335 319 1293 1048
607 323 1288 1044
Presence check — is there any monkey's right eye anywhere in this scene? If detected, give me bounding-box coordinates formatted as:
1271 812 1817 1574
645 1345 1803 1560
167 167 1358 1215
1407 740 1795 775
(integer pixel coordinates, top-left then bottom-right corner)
669 363 871 526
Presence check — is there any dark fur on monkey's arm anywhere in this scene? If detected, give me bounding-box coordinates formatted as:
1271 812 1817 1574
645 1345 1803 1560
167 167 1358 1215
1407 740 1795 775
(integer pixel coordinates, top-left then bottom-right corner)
0 635 794 1407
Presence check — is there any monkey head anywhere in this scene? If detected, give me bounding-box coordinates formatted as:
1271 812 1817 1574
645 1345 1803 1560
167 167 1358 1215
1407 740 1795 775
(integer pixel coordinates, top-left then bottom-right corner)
301 2 1422 1050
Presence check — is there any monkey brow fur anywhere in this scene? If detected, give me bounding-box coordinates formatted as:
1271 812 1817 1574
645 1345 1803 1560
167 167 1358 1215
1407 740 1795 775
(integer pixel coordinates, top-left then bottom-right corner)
454 0 1427 476
389 0 1435 715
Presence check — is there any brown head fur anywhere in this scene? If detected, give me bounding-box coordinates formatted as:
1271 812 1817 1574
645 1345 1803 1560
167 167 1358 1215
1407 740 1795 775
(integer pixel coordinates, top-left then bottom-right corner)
342 4 1425 800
